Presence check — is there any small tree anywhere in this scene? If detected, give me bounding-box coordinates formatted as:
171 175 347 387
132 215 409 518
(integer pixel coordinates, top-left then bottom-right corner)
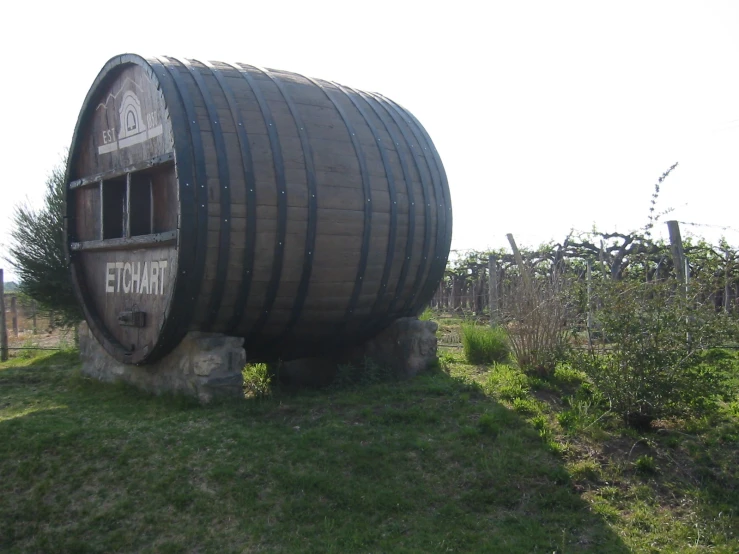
6 156 81 327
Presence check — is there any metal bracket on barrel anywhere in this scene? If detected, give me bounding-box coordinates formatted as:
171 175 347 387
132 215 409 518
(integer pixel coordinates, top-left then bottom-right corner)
118 311 147 328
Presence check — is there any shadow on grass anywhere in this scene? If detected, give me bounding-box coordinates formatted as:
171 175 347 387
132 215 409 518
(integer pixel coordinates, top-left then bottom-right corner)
530 358 739 551
645 415 739 547
0 353 630 553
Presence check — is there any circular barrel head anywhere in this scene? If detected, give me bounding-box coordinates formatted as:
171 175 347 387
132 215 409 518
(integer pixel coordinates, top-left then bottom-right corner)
66 55 180 364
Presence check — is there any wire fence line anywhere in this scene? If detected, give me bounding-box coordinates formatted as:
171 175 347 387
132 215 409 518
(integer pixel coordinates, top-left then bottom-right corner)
4 346 66 351
2 294 59 334
1 292 75 359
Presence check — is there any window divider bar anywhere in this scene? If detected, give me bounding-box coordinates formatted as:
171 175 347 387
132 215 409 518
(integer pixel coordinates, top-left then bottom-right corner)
99 180 104 240
125 173 131 239
70 230 178 252
149 177 154 234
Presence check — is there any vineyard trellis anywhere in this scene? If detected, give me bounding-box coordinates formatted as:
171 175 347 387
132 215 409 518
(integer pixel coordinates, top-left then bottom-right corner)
431 224 739 321
1 284 72 358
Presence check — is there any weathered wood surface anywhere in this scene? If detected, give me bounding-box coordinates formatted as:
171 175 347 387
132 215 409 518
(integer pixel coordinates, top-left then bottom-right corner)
66 54 451 364
70 231 178 252
667 220 687 284
69 153 174 189
488 256 498 326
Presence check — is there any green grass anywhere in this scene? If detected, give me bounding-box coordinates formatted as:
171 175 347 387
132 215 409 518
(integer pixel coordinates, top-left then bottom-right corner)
1 352 624 553
418 306 434 321
1 326 738 552
439 345 739 553
461 324 509 364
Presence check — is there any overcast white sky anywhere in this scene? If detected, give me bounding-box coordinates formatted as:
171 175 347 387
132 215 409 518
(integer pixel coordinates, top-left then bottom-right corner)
2 0 739 282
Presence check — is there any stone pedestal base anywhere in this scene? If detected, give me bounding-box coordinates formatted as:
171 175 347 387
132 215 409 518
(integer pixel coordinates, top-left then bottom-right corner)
79 317 437 396
346 317 439 378
78 322 245 403
280 317 439 386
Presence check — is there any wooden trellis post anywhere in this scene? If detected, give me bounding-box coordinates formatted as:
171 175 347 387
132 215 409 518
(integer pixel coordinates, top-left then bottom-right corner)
725 264 731 314
488 255 499 326
599 240 608 276
586 259 593 349
506 233 533 293
450 275 456 311
11 296 18 337
667 220 686 284
0 270 7 362
667 220 692 346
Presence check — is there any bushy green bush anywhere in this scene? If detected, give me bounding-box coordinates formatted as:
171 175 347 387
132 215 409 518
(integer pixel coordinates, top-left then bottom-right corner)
242 363 273 398
461 324 509 364
572 278 737 429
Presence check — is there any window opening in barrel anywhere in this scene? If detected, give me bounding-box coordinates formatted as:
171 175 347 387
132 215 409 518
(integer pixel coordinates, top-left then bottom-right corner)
73 159 177 250
102 176 127 239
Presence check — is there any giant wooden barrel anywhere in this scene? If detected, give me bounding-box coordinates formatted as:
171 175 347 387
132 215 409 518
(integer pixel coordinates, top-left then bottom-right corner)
65 54 452 364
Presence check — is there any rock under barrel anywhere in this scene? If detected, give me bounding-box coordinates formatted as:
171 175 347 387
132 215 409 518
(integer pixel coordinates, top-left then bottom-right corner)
65 54 452 364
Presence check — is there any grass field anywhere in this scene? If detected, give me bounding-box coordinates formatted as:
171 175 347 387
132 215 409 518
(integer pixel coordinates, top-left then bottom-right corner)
1 320 737 553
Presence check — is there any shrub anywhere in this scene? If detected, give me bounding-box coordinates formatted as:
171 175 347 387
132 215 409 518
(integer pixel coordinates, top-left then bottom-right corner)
242 363 272 398
572 278 737 429
461 324 509 364
504 269 573 376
